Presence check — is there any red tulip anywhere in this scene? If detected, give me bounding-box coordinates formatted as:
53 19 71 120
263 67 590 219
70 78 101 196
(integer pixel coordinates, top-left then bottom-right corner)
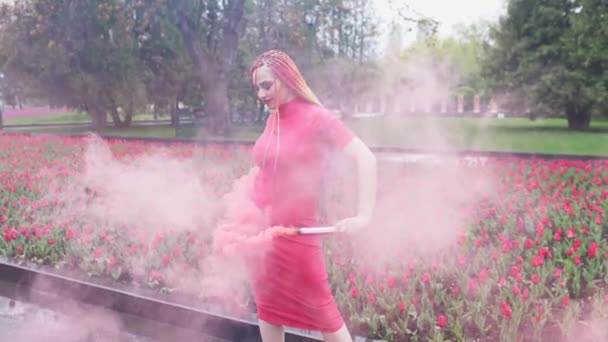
500 301 512 319
436 315 447 328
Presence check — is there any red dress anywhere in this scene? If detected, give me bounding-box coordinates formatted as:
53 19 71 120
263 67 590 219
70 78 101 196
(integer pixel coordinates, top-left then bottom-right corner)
248 98 354 332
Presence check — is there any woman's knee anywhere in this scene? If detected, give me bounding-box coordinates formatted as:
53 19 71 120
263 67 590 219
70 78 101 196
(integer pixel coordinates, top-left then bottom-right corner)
258 319 285 342
322 324 352 342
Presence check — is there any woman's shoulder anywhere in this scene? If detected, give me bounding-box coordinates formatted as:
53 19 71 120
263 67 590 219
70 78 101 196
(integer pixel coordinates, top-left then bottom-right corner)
287 99 346 132
302 102 340 122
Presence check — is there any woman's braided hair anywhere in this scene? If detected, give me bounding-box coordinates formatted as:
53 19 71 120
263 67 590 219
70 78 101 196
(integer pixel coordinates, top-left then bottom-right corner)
249 50 322 107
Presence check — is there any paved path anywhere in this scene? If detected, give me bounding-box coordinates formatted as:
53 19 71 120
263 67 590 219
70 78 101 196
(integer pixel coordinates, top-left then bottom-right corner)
0 294 155 341
0 281 229 342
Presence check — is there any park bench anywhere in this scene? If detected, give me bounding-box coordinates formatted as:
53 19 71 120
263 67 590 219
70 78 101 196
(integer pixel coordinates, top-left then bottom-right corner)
172 107 205 137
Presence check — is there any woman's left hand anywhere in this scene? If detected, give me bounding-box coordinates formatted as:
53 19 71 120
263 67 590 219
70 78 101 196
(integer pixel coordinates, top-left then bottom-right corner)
334 214 372 234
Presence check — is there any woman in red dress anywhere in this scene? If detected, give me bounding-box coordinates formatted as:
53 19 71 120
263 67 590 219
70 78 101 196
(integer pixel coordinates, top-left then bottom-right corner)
243 50 377 342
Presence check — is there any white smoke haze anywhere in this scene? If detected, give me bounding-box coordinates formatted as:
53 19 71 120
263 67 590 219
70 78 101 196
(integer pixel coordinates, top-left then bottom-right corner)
78 135 221 235
1 133 276 341
2 36 589 342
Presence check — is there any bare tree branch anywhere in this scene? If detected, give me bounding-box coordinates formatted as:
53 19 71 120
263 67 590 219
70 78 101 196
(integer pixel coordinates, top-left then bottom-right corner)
387 0 439 27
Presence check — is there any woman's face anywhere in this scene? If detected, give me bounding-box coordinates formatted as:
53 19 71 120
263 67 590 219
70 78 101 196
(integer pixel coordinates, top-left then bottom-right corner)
253 64 293 110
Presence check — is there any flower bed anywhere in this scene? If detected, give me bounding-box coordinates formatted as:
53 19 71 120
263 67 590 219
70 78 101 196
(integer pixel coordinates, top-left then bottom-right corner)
1 134 608 341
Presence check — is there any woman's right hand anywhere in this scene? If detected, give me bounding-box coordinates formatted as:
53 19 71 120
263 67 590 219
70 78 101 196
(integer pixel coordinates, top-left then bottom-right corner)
269 225 299 237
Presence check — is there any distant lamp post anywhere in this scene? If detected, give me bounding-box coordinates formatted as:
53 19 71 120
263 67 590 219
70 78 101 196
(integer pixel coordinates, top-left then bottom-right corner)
304 11 316 62
0 73 3 129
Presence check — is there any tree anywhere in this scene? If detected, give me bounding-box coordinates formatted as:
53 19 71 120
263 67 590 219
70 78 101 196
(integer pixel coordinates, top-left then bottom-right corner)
305 56 380 115
227 0 382 121
563 0 608 128
376 20 493 115
134 2 194 117
0 0 188 130
441 22 493 98
163 0 247 134
315 0 380 61
482 0 608 129
0 0 383 132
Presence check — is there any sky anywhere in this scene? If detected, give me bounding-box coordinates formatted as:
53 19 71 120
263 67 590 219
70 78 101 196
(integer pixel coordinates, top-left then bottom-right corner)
371 0 507 52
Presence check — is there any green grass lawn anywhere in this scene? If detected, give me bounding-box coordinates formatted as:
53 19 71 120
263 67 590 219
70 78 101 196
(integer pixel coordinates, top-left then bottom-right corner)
3 112 169 125
346 116 608 155
2 124 177 138
3 113 608 156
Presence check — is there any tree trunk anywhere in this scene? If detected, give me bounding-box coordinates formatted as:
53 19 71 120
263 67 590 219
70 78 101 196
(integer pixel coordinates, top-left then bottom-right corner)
124 111 133 127
109 108 132 128
124 98 134 127
175 0 245 135
181 38 228 133
565 101 591 130
110 108 124 128
202 78 230 133
90 107 107 132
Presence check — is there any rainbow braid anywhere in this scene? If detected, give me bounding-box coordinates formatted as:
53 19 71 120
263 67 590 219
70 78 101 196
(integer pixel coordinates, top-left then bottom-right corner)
250 50 322 107
250 50 322 175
